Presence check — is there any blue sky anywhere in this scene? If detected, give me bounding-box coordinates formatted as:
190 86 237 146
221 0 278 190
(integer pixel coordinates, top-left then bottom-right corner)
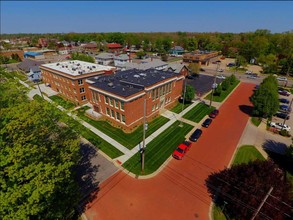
1 1 293 34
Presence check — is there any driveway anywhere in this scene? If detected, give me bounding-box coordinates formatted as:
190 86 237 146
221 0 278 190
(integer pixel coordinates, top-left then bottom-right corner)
84 82 254 220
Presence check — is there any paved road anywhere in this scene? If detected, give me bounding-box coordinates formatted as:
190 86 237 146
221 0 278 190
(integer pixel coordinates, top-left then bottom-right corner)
84 82 254 220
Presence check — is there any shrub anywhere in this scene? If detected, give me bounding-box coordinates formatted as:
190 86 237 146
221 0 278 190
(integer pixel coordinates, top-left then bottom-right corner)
279 129 290 137
221 79 230 91
229 74 237 85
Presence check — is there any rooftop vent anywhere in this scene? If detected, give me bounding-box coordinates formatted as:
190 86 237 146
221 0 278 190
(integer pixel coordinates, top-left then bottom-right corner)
134 75 140 78
139 73 147 77
108 82 114 87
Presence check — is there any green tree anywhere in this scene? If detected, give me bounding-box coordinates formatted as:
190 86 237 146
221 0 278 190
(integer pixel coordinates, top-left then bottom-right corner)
0 72 81 219
214 84 222 96
250 75 279 117
221 78 230 91
235 55 248 68
258 54 278 74
188 63 200 75
71 52 95 63
184 84 195 103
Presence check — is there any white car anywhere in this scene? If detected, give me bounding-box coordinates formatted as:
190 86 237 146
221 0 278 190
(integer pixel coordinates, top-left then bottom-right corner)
246 70 253 75
216 75 226 79
217 69 224 72
277 76 288 81
269 122 291 131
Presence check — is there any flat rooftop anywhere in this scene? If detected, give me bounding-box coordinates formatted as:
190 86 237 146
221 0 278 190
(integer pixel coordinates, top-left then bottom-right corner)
41 60 114 76
88 68 180 98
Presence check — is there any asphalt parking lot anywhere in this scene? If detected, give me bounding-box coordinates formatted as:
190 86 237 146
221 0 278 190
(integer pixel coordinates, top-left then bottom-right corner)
186 74 224 97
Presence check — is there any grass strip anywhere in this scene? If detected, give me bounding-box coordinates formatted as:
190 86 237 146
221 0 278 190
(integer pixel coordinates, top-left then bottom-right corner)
123 120 193 175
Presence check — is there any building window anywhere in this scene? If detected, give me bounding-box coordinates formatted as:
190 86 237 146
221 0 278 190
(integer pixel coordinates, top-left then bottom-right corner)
81 95 86 100
115 99 119 108
151 90 155 100
78 79 83 85
110 98 114 106
155 88 159 99
122 114 125 123
80 88 85 93
152 105 155 112
73 88 76 94
105 96 108 104
116 112 120 121
106 107 110 116
156 103 158 109
120 101 124 111
111 109 115 118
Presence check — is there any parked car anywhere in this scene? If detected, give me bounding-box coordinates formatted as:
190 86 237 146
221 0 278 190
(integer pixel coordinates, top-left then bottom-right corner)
245 70 253 75
172 141 192 160
269 122 291 131
189 129 203 142
202 118 212 128
217 69 224 72
276 76 288 81
274 112 290 120
186 75 195 79
279 98 290 104
278 90 290 96
247 75 257 79
209 109 219 118
216 74 226 79
279 105 291 112
212 60 221 64
226 63 236 67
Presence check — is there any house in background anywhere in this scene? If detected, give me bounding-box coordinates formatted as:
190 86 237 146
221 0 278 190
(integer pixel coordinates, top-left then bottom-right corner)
17 59 45 73
113 54 130 68
165 63 189 77
28 66 42 81
107 43 123 53
95 53 114 65
38 38 48 48
169 46 185 57
121 58 168 71
183 50 219 65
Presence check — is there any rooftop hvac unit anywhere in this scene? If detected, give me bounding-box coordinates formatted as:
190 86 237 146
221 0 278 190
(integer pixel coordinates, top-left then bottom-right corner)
108 82 114 87
134 75 140 78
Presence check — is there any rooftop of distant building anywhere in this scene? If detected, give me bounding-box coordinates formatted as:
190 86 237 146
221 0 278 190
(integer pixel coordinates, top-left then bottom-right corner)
41 60 114 76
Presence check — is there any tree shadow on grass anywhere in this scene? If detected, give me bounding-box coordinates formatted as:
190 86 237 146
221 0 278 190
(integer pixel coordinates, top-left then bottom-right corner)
262 139 293 174
75 142 100 214
238 105 254 116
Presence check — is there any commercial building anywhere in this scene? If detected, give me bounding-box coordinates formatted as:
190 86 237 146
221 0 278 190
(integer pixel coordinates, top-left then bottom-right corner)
40 60 116 105
86 69 184 130
183 50 219 65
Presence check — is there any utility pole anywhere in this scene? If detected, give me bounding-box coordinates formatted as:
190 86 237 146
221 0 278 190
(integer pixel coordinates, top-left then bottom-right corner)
141 96 146 173
36 79 44 99
281 98 293 129
209 62 219 108
180 79 187 127
250 187 273 220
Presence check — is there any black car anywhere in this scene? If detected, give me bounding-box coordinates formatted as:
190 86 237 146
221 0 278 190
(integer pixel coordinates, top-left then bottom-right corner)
202 118 212 128
189 129 203 142
186 75 195 79
279 98 290 104
275 112 290 120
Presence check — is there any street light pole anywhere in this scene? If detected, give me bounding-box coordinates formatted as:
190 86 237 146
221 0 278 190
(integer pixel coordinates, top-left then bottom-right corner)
180 79 187 127
141 96 146 173
209 62 219 108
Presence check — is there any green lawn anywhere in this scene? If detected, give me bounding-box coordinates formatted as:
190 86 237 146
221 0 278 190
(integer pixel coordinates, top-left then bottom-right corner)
183 102 215 123
33 95 123 159
76 108 170 150
49 95 76 109
205 80 240 102
170 101 192 114
212 205 228 220
123 120 193 175
232 145 265 165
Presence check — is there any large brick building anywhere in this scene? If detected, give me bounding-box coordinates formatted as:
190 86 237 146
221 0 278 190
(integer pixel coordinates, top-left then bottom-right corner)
86 69 184 130
40 60 115 105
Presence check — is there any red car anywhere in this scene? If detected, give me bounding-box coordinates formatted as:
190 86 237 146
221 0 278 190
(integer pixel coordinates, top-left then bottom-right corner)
209 109 219 118
172 141 192 160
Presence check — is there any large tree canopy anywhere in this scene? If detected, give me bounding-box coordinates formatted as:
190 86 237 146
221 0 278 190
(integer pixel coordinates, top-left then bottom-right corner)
206 160 292 220
250 75 279 117
0 69 81 219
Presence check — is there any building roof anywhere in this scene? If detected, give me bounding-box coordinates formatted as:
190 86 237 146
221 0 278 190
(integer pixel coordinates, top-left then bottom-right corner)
40 60 114 76
83 43 97 48
95 52 114 60
166 63 186 74
24 51 43 57
114 54 129 61
88 68 180 98
122 59 167 70
17 59 45 72
107 43 122 49
30 66 41 72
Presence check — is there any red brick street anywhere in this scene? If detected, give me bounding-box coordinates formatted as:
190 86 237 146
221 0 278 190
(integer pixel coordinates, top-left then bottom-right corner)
85 82 255 220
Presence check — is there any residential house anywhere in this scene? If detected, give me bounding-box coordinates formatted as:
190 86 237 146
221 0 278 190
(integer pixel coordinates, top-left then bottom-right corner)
95 53 114 65
113 54 130 68
165 63 189 77
107 43 123 53
183 50 219 65
17 59 45 73
121 58 168 71
169 46 185 56
28 66 42 81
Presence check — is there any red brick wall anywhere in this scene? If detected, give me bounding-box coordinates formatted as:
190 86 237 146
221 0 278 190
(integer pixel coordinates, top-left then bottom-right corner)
88 76 184 130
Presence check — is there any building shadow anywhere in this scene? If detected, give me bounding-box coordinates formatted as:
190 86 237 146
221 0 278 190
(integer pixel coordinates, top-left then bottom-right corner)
238 105 253 116
262 139 293 174
75 142 100 214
